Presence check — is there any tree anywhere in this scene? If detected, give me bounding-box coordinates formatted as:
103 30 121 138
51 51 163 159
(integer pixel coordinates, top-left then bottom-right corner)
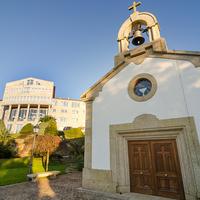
64 128 84 139
0 120 6 133
34 135 61 171
44 119 58 136
39 115 56 123
0 120 10 145
38 122 49 135
0 120 15 158
20 123 34 135
39 115 58 136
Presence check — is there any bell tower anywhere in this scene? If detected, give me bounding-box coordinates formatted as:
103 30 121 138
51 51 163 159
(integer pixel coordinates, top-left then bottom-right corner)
118 1 162 53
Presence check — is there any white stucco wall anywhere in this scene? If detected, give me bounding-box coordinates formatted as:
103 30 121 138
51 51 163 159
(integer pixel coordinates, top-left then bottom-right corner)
92 57 200 170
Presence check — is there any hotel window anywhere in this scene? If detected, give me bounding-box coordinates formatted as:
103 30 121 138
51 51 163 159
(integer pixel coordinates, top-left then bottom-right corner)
28 108 37 121
63 102 68 107
72 102 80 108
72 110 78 114
16 124 23 133
72 118 78 123
53 101 57 106
7 124 12 131
60 117 67 122
27 79 34 85
40 109 48 118
9 108 17 121
18 109 27 121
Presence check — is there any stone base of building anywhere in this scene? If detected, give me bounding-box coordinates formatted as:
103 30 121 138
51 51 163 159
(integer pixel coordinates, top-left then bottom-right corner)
82 168 117 193
74 188 173 200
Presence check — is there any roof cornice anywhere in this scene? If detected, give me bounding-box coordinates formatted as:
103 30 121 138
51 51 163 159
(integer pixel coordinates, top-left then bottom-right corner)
81 38 200 102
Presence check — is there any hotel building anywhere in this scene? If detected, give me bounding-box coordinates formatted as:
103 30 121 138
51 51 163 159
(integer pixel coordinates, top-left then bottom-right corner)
0 77 85 133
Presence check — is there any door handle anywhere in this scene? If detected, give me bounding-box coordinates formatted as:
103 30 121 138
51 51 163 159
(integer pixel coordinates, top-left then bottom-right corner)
164 174 168 177
140 171 143 175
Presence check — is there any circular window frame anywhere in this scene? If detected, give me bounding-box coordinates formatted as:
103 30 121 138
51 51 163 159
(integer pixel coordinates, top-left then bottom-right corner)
128 73 157 102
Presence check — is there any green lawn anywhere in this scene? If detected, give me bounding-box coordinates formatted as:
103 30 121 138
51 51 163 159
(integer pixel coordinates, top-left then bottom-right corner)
0 167 29 185
0 157 66 186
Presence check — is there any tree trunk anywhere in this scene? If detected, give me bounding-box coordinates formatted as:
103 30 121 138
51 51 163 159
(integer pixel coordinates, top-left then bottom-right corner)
45 150 49 172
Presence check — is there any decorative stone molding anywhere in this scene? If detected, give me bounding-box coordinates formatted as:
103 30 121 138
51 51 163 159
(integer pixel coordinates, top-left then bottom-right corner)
81 38 200 102
109 115 200 200
118 11 161 53
128 73 157 102
150 50 200 68
84 101 93 169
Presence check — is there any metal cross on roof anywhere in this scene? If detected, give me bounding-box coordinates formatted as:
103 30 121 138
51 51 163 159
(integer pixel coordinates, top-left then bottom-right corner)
128 1 141 13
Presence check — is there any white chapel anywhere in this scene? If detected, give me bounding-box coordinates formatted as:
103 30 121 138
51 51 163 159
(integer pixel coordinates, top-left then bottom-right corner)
80 2 200 200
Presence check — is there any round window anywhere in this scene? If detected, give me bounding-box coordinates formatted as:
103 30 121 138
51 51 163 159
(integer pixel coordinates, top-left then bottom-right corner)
128 74 157 102
134 78 152 97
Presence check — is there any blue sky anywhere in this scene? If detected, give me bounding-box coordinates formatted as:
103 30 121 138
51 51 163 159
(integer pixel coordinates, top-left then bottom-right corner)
0 0 199 99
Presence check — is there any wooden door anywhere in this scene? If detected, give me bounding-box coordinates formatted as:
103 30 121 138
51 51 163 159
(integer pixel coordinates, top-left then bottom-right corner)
128 141 155 195
128 140 185 199
151 140 185 199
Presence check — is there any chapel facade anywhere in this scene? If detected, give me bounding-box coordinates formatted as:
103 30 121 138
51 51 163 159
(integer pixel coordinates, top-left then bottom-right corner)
81 2 200 200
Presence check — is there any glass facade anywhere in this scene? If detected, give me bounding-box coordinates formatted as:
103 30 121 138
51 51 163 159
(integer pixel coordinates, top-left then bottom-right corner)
39 108 48 118
28 108 37 121
9 108 17 121
18 109 27 121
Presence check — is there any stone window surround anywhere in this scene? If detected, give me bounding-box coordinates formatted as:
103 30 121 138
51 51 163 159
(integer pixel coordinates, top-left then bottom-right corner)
128 73 157 102
110 115 200 200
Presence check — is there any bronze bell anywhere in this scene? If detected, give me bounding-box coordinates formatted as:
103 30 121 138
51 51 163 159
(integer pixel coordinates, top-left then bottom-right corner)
132 30 145 46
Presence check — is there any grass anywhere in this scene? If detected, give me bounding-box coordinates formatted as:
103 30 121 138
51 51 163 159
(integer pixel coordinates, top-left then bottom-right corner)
0 168 29 185
0 157 66 186
0 157 30 169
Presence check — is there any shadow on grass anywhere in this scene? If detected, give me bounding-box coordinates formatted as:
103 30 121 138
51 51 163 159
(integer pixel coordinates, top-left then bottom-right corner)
0 157 30 185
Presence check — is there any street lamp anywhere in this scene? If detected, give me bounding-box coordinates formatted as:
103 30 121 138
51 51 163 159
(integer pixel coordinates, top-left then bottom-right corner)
33 124 40 133
28 124 40 175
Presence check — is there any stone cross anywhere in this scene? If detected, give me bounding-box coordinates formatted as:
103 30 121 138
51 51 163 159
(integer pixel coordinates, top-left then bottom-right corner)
128 1 141 13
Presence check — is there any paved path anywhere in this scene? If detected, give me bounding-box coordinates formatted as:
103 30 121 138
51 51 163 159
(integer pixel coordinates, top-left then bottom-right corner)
0 172 82 200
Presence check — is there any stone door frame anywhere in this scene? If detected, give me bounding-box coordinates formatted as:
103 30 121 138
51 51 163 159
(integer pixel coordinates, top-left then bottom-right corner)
110 115 200 200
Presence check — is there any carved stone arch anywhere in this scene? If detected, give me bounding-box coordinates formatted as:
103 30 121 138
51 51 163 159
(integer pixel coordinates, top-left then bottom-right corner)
118 11 161 53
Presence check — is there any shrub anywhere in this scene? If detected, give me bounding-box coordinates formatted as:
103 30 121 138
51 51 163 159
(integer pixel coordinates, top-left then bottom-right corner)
44 119 58 136
67 137 84 157
0 120 6 133
64 128 84 139
40 116 56 123
39 115 58 136
38 122 49 135
0 129 10 145
75 155 84 171
20 123 33 135
0 143 13 159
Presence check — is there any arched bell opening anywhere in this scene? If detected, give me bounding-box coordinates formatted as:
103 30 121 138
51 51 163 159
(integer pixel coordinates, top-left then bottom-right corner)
117 2 161 53
128 21 150 49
